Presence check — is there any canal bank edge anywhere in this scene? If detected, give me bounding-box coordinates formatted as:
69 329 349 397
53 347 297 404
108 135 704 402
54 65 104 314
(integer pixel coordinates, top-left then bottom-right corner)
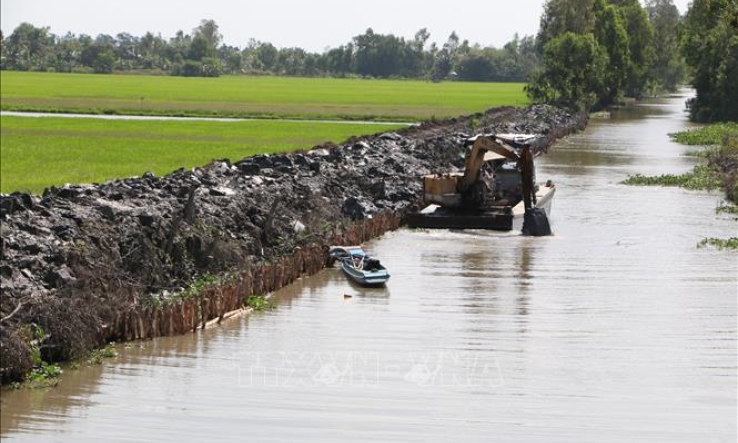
0 105 587 384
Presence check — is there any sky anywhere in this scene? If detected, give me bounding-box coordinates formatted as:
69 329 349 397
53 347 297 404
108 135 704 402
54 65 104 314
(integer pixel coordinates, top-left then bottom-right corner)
1 0 691 52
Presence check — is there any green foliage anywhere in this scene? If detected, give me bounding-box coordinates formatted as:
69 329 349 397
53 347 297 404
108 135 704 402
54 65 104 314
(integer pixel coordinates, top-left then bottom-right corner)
87 343 118 365
247 295 273 311
455 54 494 81
616 0 656 97
455 35 540 82
697 237 738 249
589 110 611 118
144 273 234 308
25 361 63 388
537 0 597 51
681 149 710 157
646 0 686 91
0 114 403 193
622 165 723 189
3 23 53 71
188 34 215 61
178 60 203 77
0 20 537 82
92 49 116 74
594 0 631 105
680 0 738 122
530 0 656 110
527 32 608 111
21 324 63 388
670 123 738 145
200 57 221 77
716 203 738 216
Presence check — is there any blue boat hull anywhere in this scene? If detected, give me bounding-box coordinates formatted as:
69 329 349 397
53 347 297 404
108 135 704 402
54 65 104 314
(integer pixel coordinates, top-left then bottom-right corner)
339 259 390 286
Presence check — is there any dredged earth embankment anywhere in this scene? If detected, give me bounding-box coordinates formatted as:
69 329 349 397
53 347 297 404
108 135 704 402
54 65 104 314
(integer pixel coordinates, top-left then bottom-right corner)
0 105 587 383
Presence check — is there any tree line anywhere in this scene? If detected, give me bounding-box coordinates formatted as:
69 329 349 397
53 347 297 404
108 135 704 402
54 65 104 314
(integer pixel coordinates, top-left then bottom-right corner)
527 0 735 122
0 20 538 82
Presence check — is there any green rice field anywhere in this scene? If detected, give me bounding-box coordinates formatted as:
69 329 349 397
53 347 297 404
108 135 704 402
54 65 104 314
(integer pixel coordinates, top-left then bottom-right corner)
1 72 528 193
0 116 402 193
0 71 528 122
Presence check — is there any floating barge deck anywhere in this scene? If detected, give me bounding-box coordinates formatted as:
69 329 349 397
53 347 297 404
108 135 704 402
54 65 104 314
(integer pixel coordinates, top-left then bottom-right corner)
407 185 555 231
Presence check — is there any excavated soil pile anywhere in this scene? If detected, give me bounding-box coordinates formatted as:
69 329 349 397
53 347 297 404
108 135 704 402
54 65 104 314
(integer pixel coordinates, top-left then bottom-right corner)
0 105 586 382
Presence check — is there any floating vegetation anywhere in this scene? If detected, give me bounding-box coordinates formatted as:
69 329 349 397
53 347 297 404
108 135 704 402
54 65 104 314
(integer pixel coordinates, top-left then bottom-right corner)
621 165 722 190
681 148 711 157
23 361 63 389
589 111 611 119
670 123 738 146
716 203 738 216
697 237 738 250
246 295 273 311
87 343 119 365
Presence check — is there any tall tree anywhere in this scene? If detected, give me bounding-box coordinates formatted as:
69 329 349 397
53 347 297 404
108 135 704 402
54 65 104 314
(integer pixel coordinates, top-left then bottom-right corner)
194 19 222 49
5 23 52 70
527 32 607 111
611 0 655 97
680 0 738 121
0 30 6 69
645 0 684 91
593 0 630 105
52 32 81 72
188 34 214 61
537 0 597 51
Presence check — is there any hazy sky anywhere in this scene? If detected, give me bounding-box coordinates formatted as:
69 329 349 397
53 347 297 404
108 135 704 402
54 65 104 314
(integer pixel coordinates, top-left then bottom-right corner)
1 0 691 52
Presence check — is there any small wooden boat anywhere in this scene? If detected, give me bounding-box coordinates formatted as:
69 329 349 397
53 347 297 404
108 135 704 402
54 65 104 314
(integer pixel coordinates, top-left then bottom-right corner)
329 246 390 287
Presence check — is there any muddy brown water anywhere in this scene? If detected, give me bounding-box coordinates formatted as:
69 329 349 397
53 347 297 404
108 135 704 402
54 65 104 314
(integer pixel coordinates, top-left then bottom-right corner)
1 90 735 442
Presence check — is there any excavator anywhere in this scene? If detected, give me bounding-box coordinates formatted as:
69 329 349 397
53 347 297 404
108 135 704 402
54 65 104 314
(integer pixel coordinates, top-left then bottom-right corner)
407 134 554 236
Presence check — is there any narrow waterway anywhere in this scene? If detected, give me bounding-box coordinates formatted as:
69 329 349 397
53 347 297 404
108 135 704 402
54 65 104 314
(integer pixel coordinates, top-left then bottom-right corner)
1 91 735 442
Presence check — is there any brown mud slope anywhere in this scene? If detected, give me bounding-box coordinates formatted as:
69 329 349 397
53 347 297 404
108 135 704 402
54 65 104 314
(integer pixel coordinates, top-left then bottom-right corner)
0 105 587 382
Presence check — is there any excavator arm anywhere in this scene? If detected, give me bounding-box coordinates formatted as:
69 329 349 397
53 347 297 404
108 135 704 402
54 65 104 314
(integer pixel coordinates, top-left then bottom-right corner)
458 136 518 193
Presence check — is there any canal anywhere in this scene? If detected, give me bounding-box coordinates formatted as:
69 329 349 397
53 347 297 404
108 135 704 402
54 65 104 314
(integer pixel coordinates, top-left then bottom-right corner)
1 90 735 442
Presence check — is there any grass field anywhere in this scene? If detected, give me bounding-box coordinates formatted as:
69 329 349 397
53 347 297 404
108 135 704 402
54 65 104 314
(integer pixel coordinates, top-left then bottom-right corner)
0 71 528 122
0 116 402 193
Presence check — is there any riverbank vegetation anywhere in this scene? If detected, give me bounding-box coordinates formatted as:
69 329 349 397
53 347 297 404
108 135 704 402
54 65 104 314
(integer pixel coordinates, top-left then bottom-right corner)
528 0 736 124
626 125 738 249
622 165 722 189
527 0 686 111
697 237 738 250
679 0 738 122
18 325 63 389
0 116 403 193
671 125 738 204
670 123 738 146
0 72 527 121
626 127 737 203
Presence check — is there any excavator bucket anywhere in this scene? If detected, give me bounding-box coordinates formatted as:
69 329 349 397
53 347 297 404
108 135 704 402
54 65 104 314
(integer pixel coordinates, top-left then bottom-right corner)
519 146 553 236
522 207 552 236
